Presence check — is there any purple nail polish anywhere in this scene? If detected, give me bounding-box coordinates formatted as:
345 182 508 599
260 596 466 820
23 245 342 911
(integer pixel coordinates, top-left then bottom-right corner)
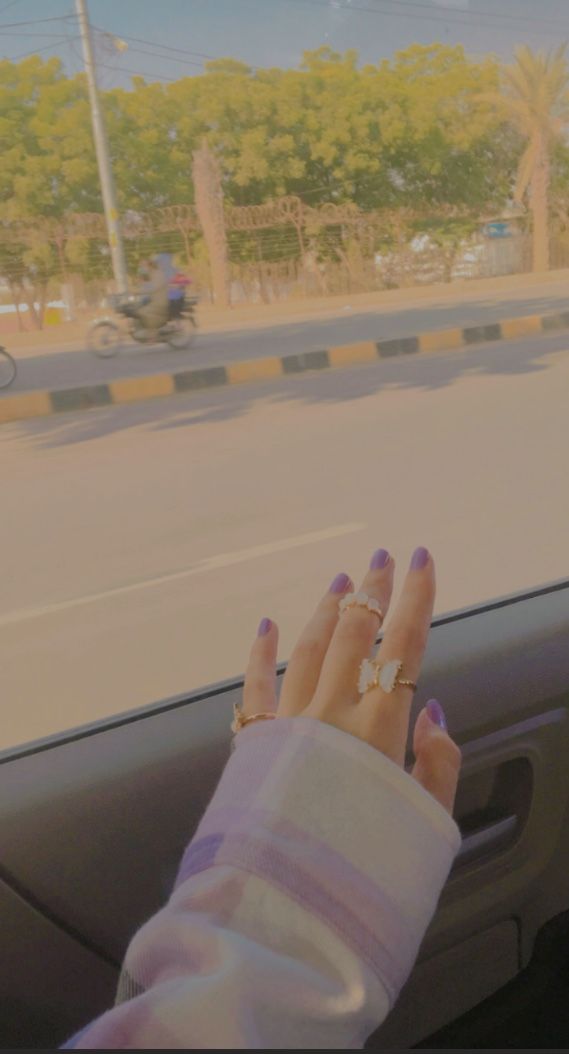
410 546 429 570
427 699 447 730
330 572 351 594
257 617 272 636
370 548 390 570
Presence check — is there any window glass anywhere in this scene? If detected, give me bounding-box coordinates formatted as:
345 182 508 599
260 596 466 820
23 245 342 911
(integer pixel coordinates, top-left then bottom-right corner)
1 0 568 751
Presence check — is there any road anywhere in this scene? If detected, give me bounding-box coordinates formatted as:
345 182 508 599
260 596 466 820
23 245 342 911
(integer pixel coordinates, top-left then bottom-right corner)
6 272 569 393
1 329 568 752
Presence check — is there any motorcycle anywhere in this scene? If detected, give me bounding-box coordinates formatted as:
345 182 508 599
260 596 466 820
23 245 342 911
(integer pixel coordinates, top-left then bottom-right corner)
87 292 198 358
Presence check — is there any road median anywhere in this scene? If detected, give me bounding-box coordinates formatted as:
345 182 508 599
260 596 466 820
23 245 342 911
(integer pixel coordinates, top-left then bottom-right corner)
2 308 569 426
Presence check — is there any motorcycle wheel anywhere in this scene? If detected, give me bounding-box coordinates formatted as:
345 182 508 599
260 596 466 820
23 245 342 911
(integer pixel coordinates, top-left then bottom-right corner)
87 320 121 357
165 315 197 350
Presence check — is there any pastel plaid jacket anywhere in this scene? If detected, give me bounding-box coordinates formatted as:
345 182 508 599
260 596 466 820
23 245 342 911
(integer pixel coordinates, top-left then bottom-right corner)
64 716 461 1049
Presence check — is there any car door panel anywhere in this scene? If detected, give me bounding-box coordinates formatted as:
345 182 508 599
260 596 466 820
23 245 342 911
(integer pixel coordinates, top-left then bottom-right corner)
368 919 520 1048
0 697 231 961
0 579 568 1049
0 879 117 1049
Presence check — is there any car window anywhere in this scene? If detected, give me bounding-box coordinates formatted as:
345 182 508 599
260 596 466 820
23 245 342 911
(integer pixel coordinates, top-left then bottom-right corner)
1 0 568 752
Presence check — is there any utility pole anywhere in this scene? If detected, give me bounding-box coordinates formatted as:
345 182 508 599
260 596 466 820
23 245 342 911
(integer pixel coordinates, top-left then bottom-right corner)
75 0 128 293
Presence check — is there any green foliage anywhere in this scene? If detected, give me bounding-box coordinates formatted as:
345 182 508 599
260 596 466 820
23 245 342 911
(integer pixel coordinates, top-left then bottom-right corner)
3 41 569 289
480 43 569 270
0 43 514 223
0 56 99 306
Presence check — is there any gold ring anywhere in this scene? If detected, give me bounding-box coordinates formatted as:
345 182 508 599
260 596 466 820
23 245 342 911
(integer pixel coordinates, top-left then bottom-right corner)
338 591 384 624
358 658 417 696
231 703 276 734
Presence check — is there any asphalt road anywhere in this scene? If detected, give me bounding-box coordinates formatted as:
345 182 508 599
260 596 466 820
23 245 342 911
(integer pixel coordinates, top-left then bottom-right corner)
1 329 568 751
5 274 569 393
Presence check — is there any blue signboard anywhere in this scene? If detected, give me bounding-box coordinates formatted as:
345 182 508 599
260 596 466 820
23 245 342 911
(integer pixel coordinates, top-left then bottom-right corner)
484 222 512 239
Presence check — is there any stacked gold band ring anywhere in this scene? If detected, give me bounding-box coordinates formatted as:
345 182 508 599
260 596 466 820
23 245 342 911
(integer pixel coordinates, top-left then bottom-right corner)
338 591 384 624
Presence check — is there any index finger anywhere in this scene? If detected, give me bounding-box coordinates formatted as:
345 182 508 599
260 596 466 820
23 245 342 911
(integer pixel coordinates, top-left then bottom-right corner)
242 617 279 718
359 547 435 765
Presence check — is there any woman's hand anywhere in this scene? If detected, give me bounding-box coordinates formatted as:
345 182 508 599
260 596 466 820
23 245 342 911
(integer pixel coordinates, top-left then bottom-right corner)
241 547 461 815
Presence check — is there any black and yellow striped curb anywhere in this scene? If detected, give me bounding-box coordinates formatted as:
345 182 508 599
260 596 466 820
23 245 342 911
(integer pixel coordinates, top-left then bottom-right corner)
2 308 569 426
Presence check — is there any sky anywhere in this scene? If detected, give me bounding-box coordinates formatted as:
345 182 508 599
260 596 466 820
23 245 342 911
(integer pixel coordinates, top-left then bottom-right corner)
2 0 569 88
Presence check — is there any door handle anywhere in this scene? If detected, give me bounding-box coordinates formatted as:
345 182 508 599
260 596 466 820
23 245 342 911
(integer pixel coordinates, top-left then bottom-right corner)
453 814 518 871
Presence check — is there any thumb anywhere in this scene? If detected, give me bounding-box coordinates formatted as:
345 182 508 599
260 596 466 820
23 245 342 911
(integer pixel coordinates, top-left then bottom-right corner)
411 700 462 815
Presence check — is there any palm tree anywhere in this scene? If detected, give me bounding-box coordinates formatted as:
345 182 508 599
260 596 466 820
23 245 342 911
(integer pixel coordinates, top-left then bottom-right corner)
487 45 569 272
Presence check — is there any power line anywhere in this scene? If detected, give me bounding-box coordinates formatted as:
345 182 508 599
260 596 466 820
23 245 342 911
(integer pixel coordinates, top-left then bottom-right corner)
283 0 563 29
272 0 569 38
88 24 264 74
342 0 569 30
0 31 75 38
8 36 80 61
420 0 569 30
0 0 25 15
0 15 75 28
121 45 206 72
111 31 263 72
116 34 233 63
0 2 560 37
65 32 179 84
96 59 179 83
62 18 84 75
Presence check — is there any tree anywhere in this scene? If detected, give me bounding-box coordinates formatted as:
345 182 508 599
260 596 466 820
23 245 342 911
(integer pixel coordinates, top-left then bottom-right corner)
370 45 504 212
0 43 546 301
0 56 100 323
104 79 185 209
0 57 100 219
192 141 229 306
163 44 507 216
483 45 569 272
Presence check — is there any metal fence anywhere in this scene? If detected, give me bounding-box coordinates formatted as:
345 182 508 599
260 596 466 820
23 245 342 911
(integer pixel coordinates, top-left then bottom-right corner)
4 198 567 313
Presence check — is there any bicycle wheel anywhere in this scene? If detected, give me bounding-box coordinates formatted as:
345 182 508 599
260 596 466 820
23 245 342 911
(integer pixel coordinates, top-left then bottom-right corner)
87 320 121 357
0 347 17 389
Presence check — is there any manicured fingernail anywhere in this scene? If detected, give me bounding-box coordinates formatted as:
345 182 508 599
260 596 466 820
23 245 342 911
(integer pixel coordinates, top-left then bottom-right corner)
427 699 447 730
257 617 272 636
370 548 390 570
330 572 351 594
410 546 429 570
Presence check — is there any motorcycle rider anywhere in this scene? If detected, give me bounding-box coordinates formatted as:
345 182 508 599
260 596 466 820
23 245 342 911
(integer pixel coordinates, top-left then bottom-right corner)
168 269 191 317
89 252 195 356
134 256 169 338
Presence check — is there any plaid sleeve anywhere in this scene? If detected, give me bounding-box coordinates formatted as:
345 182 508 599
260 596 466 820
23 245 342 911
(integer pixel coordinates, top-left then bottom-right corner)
64 716 461 1049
